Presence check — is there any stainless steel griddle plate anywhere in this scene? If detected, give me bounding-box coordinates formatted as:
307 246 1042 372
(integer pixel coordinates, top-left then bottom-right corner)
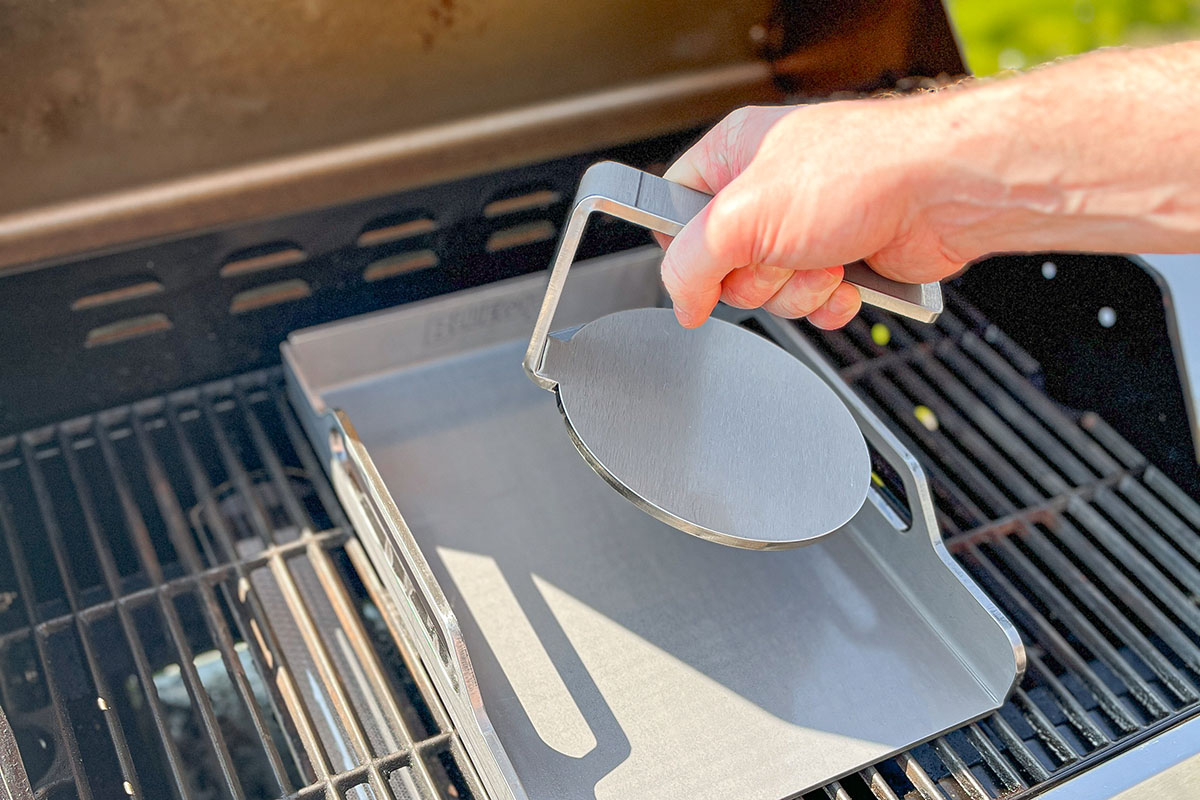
283 250 1024 800
524 161 942 548
545 307 869 548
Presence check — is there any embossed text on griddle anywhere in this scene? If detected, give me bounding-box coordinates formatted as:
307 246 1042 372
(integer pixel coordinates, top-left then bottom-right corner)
423 294 540 346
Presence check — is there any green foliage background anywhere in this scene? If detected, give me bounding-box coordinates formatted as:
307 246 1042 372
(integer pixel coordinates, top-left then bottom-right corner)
947 0 1200 74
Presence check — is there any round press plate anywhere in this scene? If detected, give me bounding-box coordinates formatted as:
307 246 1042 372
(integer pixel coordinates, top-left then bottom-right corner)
550 308 870 549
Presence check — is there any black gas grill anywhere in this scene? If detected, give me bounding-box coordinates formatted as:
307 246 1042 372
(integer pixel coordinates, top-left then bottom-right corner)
3 1 1199 797
3 273 1200 800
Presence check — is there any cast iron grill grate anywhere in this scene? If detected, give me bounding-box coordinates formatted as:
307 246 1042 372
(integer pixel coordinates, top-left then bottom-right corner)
0 375 479 800
1 280 1199 800
799 284 1200 799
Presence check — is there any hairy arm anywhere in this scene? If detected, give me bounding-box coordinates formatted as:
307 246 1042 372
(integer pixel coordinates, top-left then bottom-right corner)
659 41 1200 329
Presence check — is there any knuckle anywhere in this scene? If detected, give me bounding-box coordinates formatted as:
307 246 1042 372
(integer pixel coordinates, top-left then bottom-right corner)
765 290 817 319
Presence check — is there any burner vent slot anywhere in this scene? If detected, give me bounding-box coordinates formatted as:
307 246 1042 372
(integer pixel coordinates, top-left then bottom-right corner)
357 214 438 248
84 313 173 348
364 250 439 283
230 280 312 314
220 243 307 278
483 189 562 218
485 221 556 253
71 279 164 311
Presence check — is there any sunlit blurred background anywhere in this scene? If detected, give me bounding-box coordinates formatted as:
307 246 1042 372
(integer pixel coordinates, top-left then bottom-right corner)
947 0 1200 74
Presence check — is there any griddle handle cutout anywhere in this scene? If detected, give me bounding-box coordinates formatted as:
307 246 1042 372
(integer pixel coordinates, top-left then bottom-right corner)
525 162 943 390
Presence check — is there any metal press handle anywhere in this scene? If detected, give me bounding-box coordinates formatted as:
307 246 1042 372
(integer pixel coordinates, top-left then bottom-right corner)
523 161 944 389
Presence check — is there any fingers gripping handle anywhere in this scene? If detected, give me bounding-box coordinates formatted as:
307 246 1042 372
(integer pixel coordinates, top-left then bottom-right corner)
600 161 944 321
523 161 943 389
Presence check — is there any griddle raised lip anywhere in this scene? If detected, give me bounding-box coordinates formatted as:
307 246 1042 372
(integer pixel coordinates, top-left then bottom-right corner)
282 247 1025 800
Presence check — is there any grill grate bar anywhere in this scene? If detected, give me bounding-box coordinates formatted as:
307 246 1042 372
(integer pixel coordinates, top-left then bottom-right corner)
931 346 1098 486
0 486 94 800
89 419 264 800
0 531 346 651
288 733 453 800
859 765 902 800
94 417 289 796
1144 466 1200 528
909 353 1072 497
1022 522 1200 676
163 397 340 785
931 736 991 800
989 535 1180 713
341 534 460 750
121 411 301 795
1119 475 1200 563
128 412 307 796
19 437 148 798
941 472 1131 552
874 357 1049 507
265 384 463 798
194 390 397 800
55 425 199 800
153 557 252 799
844 318 1073 501
236 387 415 751
962 542 1145 732
820 780 852 800
1065 501 1200 623
270 392 350 533
823 317 1015 525
980 711 1050 784
1093 487 1200 596
894 751 947 800
859 370 1021 518
1020 654 1109 753
962 723 1027 794
956 332 1129 474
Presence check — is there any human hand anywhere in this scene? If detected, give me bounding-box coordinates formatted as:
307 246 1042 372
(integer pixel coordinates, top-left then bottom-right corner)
658 98 966 330
659 42 1200 330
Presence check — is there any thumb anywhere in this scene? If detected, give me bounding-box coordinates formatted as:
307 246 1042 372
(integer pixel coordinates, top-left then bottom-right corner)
654 105 794 252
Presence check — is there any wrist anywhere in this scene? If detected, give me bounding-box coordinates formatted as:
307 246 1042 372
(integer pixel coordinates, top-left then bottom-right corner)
901 80 1062 262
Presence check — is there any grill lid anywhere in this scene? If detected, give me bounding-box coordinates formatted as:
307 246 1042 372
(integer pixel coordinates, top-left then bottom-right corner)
0 0 963 273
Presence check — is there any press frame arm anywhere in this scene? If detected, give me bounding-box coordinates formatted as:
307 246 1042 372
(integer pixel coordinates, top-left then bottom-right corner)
523 161 944 390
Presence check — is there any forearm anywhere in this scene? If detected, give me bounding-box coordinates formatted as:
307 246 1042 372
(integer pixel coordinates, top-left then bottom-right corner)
920 42 1200 260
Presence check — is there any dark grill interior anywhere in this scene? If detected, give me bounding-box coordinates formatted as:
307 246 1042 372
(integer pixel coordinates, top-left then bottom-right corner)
0 376 478 800
2 268 1200 799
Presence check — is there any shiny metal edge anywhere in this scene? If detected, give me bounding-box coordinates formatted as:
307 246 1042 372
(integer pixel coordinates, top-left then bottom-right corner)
327 410 526 800
1034 712 1200 799
554 384 861 551
0 63 775 275
0 703 34 800
755 311 1027 702
1131 254 1200 463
